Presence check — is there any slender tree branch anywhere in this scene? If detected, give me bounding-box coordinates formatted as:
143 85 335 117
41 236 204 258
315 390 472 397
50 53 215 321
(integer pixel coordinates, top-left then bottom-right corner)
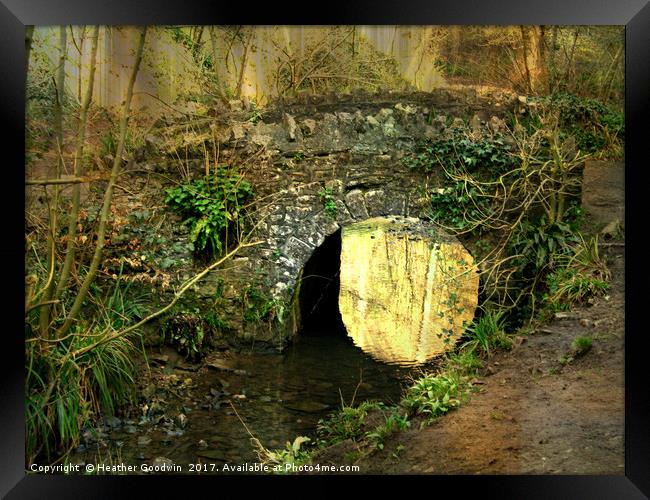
56 27 148 337
66 239 263 358
39 26 67 336
54 26 100 300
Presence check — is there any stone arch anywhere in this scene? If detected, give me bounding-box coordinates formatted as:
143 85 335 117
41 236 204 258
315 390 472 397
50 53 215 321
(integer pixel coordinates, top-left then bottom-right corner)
202 89 518 346
262 182 416 339
278 210 480 364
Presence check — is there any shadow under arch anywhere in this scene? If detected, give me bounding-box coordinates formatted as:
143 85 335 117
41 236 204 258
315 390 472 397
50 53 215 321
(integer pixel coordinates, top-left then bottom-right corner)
295 228 347 336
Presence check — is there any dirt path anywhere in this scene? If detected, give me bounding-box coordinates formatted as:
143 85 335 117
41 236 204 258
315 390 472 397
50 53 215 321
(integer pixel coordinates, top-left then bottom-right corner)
335 244 625 475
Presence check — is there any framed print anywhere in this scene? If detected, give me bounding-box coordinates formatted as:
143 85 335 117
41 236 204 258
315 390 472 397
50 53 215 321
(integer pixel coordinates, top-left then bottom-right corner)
3 0 649 497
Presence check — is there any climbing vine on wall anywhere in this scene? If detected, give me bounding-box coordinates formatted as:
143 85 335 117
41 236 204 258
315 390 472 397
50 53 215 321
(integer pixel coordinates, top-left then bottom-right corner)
403 130 516 176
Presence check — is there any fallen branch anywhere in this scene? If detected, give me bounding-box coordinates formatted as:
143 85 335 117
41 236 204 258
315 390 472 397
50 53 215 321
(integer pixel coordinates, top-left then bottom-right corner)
26 175 109 186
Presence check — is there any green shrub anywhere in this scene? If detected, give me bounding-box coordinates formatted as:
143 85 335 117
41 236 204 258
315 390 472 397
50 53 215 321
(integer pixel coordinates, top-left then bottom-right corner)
98 269 150 330
247 100 263 124
165 167 253 257
509 216 579 275
258 436 312 472
543 235 610 310
26 325 137 463
205 310 231 331
100 126 140 158
567 234 610 282
316 401 384 445
25 275 146 464
545 267 608 307
446 349 484 375
162 312 211 360
365 412 410 450
401 372 464 423
461 309 511 357
571 336 593 357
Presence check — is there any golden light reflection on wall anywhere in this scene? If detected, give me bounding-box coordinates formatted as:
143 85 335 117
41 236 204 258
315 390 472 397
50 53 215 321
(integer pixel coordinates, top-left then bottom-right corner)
339 217 479 365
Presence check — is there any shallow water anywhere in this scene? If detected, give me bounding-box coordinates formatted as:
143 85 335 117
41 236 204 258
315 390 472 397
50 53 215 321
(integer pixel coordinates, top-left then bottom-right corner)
72 332 416 473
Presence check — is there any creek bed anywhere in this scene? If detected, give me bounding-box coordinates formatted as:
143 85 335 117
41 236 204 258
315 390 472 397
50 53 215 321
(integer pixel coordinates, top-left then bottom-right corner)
69 332 417 474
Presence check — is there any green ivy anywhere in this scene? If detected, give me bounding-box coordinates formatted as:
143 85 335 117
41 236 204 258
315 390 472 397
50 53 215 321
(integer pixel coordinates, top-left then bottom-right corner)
165 167 253 257
527 93 624 154
428 181 493 231
403 131 515 177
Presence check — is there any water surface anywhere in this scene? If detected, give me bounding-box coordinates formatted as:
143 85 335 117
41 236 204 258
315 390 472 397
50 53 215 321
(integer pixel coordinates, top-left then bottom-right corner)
72 331 415 473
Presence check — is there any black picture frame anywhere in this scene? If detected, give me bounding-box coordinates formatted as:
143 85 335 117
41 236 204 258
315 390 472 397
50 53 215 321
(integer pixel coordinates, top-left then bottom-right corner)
3 1 648 497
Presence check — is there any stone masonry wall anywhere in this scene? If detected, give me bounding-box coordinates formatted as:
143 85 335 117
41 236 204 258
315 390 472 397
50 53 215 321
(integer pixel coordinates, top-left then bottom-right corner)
141 87 522 349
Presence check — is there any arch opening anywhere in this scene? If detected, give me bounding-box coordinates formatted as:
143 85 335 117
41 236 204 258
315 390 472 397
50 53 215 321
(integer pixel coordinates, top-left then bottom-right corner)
297 229 347 336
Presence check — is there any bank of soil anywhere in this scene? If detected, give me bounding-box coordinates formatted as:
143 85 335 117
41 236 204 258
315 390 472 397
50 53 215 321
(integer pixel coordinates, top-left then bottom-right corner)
319 243 624 475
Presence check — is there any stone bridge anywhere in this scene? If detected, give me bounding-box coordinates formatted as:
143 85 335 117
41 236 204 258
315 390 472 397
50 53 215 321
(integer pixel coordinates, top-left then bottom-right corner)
155 87 524 348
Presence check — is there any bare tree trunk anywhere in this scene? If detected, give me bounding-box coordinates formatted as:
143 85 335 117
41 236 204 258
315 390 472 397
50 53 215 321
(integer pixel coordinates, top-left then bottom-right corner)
224 26 242 73
54 26 99 300
54 26 67 174
538 26 550 94
520 26 533 94
548 26 559 94
208 26 227 102
26 175 107 186
235 28 253 99
193 26 204 46
25 26 34 75
520 26 547 94
601 44 623 102
562 28 581 92
39 26 67 336
56 27 147 338
76 26 86 103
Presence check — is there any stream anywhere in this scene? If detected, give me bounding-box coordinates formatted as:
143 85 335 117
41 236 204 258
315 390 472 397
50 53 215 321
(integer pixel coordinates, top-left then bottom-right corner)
70 330 417 474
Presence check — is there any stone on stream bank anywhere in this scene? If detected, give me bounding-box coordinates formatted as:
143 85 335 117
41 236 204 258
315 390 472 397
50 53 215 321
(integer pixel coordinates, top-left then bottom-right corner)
339 216 479 364
284 401 331 413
